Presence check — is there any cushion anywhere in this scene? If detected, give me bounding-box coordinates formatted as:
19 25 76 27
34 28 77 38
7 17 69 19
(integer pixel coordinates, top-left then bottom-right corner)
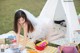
58 46 78 53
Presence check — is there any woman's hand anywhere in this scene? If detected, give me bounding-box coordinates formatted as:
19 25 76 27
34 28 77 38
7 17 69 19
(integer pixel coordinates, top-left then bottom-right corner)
18 22 24 27
16 33 20 47
18 17 25 26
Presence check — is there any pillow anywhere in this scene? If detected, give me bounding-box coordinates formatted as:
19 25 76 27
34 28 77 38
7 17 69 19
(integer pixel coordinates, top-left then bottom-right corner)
58 46 78 53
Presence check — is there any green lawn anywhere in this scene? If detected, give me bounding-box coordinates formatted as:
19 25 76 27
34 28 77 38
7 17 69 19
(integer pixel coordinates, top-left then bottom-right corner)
0 0 80 34
74 0 80 14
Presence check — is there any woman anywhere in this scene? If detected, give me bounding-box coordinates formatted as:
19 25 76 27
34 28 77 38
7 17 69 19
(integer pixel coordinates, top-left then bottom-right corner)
14 9 58 47
14 9 37 47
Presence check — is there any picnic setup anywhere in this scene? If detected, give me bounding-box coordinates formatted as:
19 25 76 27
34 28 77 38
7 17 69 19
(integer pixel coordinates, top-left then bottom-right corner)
0 0 80 53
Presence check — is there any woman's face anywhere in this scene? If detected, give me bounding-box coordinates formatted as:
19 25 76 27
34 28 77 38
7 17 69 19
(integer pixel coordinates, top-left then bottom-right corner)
18 17 25 25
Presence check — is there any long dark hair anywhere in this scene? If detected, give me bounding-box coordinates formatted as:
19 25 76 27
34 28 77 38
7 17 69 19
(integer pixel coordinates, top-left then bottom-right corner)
14 10 34 33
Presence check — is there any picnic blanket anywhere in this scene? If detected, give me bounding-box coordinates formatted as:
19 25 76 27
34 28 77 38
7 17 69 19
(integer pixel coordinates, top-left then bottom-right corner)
7 31 58 53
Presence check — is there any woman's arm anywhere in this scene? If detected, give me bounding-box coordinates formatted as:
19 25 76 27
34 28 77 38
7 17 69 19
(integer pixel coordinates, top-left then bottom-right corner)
23 23 28 46
16 23 21 46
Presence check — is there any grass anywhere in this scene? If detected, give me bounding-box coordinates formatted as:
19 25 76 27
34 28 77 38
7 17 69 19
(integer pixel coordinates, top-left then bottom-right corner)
74 0 80 14
0 0 80 34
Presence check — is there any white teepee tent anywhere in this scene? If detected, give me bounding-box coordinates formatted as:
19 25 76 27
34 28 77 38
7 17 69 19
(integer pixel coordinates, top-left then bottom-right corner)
38 0 80 43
